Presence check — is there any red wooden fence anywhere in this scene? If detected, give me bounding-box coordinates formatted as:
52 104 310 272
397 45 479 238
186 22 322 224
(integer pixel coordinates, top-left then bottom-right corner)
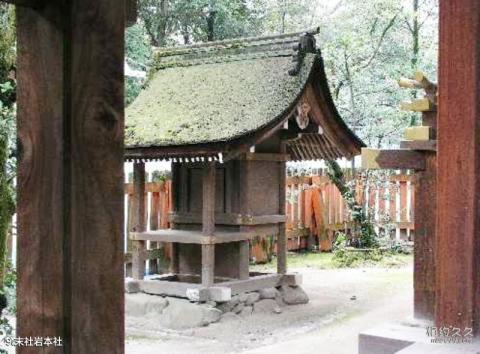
284 171 414 253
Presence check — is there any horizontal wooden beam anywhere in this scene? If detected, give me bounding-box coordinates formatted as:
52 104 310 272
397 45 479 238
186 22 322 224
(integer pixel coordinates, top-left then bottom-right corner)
361 148 426 170
414 71 437 92
400 140 437 151
400 98 436 112
404 126 432 141
170 212 286 225
398 77 423 89
221 274 289 294
398 72 437 93
131 229 256 244
243 152 291 161
124 248 165 264
124 181 167 194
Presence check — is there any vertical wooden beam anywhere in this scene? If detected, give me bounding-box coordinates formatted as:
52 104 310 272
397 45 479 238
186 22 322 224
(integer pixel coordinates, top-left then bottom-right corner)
202 244 215 287
437 0 480 333
277 149 287 274
202 161 216 235
179 165 189 213
170 243 179 274
149 191 159 274
414 153 436 320
202 162 216 287
238 241 250 280
16 0 125 352
131 162 146 280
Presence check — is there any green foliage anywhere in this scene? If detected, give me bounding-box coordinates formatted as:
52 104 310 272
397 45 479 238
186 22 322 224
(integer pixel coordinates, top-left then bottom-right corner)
251 250 412 272
333 248 384 268
138 0 269 46
0 82 16 290
259 0 312 34
0 4 16 294
320 0 438 147
0 11 15 332
1 262 16 315
126 22 153 105
333 232 347 250
151 170 171 182
0 5 15 84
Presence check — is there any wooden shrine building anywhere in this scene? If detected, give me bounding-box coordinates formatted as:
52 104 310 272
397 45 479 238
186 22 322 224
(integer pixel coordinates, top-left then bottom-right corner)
3 0 478 352
125 30 364 301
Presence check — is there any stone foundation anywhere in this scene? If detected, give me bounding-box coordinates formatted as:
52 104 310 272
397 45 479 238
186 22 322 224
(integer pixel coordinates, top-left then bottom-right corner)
126 285 309 330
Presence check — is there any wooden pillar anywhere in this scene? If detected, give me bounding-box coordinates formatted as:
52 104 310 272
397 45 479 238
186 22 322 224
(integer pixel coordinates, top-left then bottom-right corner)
131 162 146 280
202 161 216 287
170 163 180 274
149 190 159 274
437 0 480 333
277 153 287 274
239 240 250 280
414 152 436 320
15 1 125 352
170 243 179 274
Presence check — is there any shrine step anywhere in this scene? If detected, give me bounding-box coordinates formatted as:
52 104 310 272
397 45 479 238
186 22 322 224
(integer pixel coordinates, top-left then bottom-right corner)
358 321 430 354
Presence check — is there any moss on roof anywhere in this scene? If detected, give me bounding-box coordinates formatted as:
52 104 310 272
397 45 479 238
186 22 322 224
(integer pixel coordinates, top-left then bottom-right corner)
126 52 315 148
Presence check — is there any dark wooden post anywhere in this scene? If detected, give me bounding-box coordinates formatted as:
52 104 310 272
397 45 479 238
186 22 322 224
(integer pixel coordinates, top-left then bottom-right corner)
414 151 436 320
15 0 125 352
238 241 250 280
277 151 287 274
202 161 216 287
131 162 146 280
437 0 480 333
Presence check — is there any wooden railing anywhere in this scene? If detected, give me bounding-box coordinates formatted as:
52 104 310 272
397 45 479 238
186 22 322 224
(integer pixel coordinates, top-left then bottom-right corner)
124 179 173 275
123 170 415 268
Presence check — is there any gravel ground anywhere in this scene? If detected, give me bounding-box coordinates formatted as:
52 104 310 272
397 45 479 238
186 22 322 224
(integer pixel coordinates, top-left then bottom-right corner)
126 261 413 354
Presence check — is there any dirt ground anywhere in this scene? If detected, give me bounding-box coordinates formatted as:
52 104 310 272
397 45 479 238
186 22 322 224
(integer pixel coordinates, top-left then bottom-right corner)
126 258 413 354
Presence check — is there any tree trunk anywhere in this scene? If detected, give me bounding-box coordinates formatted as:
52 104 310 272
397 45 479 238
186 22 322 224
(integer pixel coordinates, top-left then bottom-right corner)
325 160 378 248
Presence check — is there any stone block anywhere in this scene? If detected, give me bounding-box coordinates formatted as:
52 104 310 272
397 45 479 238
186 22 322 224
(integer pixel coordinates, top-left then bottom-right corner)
125 293 168 317
279 285 309 305
258 287 279 300
245 292 260 306
125 279 140 293
253 299 282 314
160 298 221 329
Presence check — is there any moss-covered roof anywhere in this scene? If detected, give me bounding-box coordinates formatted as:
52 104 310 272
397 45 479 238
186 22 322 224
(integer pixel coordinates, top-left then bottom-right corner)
125 32 317 149
125 30 364 161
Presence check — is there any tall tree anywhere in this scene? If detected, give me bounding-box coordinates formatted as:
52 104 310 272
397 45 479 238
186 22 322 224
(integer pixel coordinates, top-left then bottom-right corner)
322 0 438 148
125 21 152 105
138 0 267 46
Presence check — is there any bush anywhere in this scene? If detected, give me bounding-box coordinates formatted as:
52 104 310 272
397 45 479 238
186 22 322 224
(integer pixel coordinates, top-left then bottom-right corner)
332 248 383 268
